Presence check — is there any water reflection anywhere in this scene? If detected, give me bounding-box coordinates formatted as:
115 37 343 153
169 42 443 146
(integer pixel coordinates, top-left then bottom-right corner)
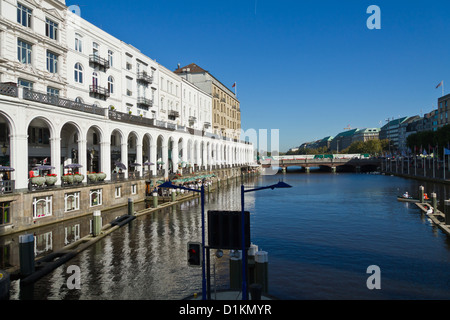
7 176 254 300
7 172 450 300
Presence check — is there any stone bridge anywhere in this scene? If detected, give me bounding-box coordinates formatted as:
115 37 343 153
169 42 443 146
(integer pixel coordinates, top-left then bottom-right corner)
261 157 381 173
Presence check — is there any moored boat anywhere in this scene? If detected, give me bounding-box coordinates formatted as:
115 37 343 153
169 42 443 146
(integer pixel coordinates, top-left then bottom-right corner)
397 196 431 203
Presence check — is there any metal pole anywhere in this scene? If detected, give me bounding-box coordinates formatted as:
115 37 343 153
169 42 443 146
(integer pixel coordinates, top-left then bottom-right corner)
201 185 206 300
241 184 247 300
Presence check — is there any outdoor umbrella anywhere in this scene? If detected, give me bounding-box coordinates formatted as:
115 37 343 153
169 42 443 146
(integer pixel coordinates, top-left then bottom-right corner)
143 161 154 166
64 163 83 169
114 162 127 170
34 165 55 170
0 166 14 172
129 163 141 167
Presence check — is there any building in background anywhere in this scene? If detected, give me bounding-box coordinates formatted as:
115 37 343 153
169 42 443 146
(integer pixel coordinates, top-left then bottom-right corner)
174 63 241 140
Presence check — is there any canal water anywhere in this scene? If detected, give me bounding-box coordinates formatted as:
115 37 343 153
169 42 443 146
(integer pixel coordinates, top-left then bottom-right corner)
5 170 450 300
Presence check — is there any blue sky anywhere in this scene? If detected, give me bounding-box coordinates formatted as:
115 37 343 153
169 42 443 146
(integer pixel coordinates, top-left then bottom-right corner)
67 0 450 152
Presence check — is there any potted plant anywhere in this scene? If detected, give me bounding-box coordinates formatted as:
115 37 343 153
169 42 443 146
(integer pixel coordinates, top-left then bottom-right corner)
87 172 98 182
62 173 74 184
97 172 106 182
45 174 57 186
31 176 46 186
73 173 84 183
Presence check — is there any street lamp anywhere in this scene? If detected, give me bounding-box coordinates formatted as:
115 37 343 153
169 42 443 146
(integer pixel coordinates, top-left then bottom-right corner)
240 180 292 300
158 179 207 300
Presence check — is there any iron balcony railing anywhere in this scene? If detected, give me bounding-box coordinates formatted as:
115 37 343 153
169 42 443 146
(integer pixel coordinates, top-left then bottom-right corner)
169 110 180 118
0 180 15 195
137 72 153 84
89 85 110 99
137 97 152 108
23 89 106 116
89 55 110 70
0 83 18 98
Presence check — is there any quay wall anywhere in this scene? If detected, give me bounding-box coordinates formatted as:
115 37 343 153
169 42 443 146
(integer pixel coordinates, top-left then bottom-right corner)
0 166 246 237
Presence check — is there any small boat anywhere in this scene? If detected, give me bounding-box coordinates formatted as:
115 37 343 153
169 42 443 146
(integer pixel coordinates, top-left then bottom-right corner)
397 196 431 203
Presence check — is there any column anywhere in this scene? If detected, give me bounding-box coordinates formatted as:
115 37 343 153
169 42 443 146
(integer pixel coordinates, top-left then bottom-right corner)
162 144 168 179
121 142 128 176
172 144 179 174
78 139 87 183
50 137 61 186
136 143 143 176
100 141 111 181
10 134 28 190
150 142 157 176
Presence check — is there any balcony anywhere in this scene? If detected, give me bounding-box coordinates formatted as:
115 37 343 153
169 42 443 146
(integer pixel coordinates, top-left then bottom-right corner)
0 82 18 98
137 72 153 84
204 122 211 129
23 88 106 116
169 110 180 120
90 85 110 100
89 55 110 71
0 180 15 195
137 97 152 110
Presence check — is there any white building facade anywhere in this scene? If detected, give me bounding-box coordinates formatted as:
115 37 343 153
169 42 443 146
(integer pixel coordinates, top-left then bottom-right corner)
0 0 254 212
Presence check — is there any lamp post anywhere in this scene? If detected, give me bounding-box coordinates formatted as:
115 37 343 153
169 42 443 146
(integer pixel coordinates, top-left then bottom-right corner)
240 180 292 300
158 179 207 300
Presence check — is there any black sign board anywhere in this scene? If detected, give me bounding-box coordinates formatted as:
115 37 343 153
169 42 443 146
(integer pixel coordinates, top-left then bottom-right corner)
207 210 250 250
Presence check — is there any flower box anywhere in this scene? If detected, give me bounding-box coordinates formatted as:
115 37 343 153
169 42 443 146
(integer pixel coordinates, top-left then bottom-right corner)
62 175 74 184
73 174 84 183
87 173 98 182
31 176 46 186
97 173 106 181
45 176 57 186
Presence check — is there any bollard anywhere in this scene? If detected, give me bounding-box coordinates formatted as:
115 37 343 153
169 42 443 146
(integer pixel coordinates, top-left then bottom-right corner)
229 250 242 291
153 190 158 208
255 251 269 294
432 193 437 213
92 210 102 237
171 189 176 202
247 244 258 285
419 186 424 203
249 283 262 300
128 198 134 216
0 270 10 300
19 234 35 277
445 200 450 225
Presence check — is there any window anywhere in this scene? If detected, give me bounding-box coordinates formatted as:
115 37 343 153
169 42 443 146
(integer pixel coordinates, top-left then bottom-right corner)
108 50 113 67
18 78 33 90
75 33 83 52
92 72 98 87
93 42 99 56
108 76 114 94
46 51 58 73
115 186 121 198
45 18 58 40
17 39 32 64
33 196 52 219
75 97 84 104
90 189 102 207
131 184 137 195
28 127 50 145
47 87 59 97
65 192 80 212
17 3 32 28
74 63 83 83
0 202 11 225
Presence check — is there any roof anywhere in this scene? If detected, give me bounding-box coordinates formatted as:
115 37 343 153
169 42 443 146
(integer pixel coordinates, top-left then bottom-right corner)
174 63 208 74
334 128 359 138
